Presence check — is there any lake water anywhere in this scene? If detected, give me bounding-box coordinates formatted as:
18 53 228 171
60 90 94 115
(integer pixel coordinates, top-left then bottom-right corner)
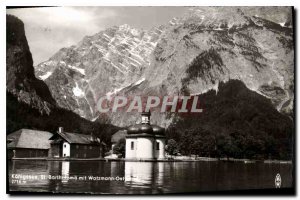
8 160 293 194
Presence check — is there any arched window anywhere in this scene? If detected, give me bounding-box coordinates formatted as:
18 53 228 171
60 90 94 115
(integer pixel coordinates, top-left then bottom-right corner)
131 141 134 150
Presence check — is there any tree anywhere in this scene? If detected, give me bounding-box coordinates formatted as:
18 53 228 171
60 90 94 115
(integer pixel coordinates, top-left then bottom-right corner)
165 139 179 157
164 80 293 160
113 138 125 158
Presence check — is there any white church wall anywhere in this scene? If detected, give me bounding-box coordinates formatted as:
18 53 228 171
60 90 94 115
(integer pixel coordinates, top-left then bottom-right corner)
136 137 154 159
125 138 137 158
155 138 166 159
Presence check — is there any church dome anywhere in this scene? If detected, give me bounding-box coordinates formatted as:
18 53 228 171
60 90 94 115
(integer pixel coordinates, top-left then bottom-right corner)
127 124 153 135
127 125 140 134
139 124 153 134
152 125 165 135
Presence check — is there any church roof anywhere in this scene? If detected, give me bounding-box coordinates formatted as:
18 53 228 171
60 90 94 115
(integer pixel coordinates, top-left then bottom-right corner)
126 111 165 136
127 124 165 135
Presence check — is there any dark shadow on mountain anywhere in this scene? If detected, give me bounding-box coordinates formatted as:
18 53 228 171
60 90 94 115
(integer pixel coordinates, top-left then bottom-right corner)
167 80 293 160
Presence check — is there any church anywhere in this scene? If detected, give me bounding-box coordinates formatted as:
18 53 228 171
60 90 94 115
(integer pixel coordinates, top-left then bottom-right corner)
125 112 166 160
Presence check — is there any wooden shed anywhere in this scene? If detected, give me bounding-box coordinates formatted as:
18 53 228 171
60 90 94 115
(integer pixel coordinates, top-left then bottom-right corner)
7 129 53 159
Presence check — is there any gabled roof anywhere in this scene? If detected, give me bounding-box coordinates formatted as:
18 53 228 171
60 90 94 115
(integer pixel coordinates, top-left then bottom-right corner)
51 131 102 145
7 129 53 149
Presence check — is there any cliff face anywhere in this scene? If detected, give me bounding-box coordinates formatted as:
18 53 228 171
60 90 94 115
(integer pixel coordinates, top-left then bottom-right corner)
6 15 56 114
34 7 294 127
144 7 293 113
6 15 118 142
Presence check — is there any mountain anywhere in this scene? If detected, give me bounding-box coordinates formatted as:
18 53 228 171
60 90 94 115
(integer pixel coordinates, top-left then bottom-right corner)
34 7 294 127
6 14 118 143
35 24 165 121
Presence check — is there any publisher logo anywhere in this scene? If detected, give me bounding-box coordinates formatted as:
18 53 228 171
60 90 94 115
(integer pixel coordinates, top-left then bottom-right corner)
275 173 281 188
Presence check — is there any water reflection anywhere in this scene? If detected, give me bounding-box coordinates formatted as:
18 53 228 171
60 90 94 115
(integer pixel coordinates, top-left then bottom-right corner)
9 160 50 192
125 162 154 187
8 160 293 194
124 162 165 193
61 162 69 183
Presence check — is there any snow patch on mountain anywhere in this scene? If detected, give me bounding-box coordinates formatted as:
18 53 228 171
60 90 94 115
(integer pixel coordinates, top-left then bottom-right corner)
73 82 84 97
39 71 52 80
68 65 85 75
106 86 127 99
132 78 145 87
279 22 285 27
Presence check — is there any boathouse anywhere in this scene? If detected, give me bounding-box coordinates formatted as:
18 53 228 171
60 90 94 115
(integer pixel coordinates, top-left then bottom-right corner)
7 129 53 159
49 127 105 158
125 112 166 160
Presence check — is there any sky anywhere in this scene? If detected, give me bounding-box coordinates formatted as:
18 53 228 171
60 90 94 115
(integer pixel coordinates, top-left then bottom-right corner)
6 7 189 65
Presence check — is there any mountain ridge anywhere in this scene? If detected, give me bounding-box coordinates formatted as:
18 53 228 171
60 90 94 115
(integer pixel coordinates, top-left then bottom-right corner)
34 7 294 126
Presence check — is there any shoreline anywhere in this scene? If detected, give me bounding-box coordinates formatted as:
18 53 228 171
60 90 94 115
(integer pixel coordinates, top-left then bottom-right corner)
9 157 293 164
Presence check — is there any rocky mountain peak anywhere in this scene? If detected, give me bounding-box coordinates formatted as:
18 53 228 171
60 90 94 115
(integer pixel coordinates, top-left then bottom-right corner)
33 7 294 126
34 21 166 120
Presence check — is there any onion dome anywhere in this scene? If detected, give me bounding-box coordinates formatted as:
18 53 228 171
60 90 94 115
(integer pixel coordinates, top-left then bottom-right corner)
152 125 165 135
127 124 153 135
127 125 140 134
139 124 153 134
